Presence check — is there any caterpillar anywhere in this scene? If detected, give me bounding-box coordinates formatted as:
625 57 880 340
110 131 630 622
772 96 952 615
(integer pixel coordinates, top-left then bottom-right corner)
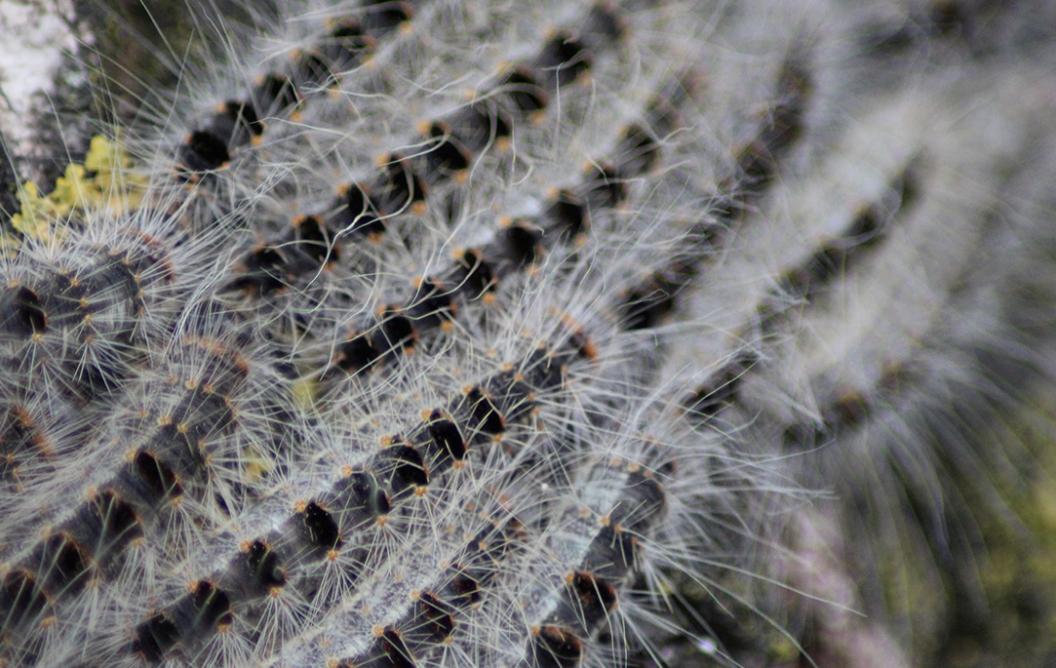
0 0 1054 666
0 199 231 399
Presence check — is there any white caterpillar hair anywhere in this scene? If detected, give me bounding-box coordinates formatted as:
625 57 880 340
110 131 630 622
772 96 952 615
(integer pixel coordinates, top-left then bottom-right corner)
0 0 1053 666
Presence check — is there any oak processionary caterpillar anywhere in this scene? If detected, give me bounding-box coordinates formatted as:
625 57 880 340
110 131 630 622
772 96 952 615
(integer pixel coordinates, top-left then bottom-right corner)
1 0 1054 666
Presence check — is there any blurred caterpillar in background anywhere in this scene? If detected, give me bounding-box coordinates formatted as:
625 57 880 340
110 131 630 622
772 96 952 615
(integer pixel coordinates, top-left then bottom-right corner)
0 0 1054 666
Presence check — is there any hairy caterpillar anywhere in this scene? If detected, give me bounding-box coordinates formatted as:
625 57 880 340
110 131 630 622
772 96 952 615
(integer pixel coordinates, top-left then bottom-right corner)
0 0 1054 666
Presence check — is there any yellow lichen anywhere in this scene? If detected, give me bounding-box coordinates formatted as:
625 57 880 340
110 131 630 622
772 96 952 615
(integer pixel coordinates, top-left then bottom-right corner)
11 181 62 239
9 135 146 241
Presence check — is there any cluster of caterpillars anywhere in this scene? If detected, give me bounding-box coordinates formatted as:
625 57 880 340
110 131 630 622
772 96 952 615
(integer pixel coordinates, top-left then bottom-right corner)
0 5 820 665
164 2 657 389
1 332 289 641
4 0 1037 666
205 3 638 375
131 326 590 664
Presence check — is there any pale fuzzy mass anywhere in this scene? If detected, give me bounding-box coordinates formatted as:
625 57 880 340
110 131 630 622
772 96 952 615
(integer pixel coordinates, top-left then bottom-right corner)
0 1 1054 667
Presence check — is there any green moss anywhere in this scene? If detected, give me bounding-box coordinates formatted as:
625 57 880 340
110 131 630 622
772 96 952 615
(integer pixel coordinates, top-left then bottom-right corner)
934 394 1056 666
